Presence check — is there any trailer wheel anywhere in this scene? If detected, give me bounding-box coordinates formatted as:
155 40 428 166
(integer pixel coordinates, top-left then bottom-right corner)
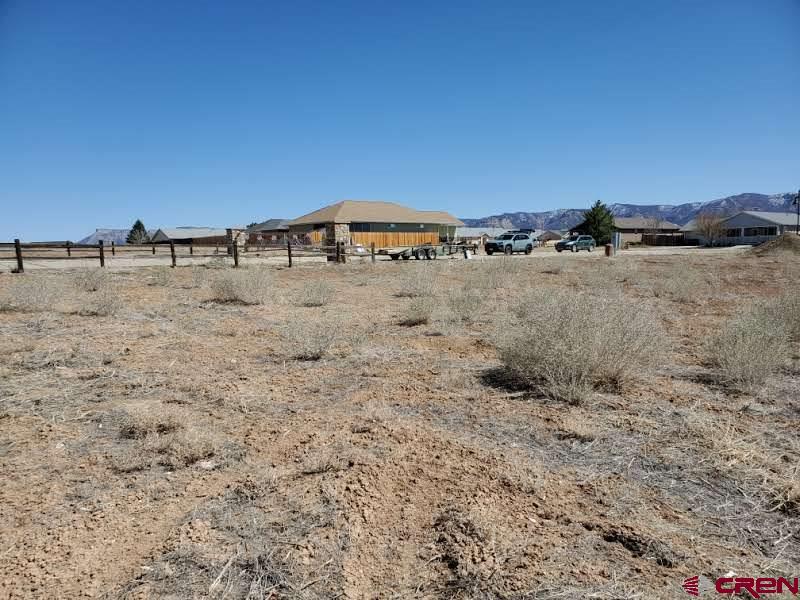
401 254 410 260
426 248 437 260
415 248 426 260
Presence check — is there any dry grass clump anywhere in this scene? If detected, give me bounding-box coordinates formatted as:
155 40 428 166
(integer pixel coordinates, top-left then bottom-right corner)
73 268 109 292
68 268 122 316
538 257 567 276
114 407 222 472
119 406 183 439
685 413 800 515
445 284 483 324
209 268 271 305
496 290 661 403
188 266 207 289
0 276 63 313
78 284 122 316
281 318 341 360
465 257 521 290
396 266 437 298
296 280 335 307
764 288 800 342
706 302 789 390
650 265 704 303
148 266 174 287
301 444 352 475
399 297 436 326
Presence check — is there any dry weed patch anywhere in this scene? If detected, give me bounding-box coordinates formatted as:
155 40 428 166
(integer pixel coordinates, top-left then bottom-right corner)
496 290 661 403
209 268 271 305
395 265 437 297
296 280 335 307
707 302 789 390
113 406 230 472
78 285 122 316
399 297 436 326
280 318 343 360
0 276 64 312
73 268 109 292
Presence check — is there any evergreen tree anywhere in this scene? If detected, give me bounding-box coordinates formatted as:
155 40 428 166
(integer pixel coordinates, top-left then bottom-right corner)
126 219 150 244
582 200 615 245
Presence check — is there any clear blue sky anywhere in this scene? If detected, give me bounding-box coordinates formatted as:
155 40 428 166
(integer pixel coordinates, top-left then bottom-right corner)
1 0 798 240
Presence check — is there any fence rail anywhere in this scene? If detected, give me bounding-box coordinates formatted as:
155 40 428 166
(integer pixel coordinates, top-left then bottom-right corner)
0 238 381 272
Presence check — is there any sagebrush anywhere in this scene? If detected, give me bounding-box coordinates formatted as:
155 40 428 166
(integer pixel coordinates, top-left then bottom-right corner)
496 290 661 403
209 268 271 305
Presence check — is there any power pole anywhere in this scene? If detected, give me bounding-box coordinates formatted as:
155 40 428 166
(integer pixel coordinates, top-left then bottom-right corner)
794 189 800 234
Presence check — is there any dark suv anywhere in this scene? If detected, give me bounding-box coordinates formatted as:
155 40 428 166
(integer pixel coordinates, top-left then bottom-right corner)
485 233 534 255
555 235 596 253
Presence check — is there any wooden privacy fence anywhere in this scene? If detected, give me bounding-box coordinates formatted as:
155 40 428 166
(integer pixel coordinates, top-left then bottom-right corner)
0 239 378 272
640 233 687 246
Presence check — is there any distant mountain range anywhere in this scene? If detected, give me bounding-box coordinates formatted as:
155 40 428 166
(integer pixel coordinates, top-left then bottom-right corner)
460 192 796 230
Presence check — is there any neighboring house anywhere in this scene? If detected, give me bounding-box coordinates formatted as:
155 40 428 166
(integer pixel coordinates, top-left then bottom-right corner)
150 227 229 245
536 230 565 244
246 219 290 245
454 227 508 245
684 211 799 246
572 217 681 245
287 200 464 248
78 228 156 245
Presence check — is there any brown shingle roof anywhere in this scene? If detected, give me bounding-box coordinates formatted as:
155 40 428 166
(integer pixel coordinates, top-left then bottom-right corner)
613 217 680 230
288 200 464 226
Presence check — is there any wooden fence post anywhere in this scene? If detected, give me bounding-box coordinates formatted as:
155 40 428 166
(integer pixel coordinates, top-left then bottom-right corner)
111 241 115 256
13 239 23 273
152 244 156 255
189 245 193 255
66 241 72 257
98 240 105 267
170 241 176 268
287 239 293 268
233 241 239 268
370 242 375 263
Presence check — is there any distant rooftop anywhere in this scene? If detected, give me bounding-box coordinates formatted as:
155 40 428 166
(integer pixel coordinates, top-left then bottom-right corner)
613 217 680 230
247 219 290 232
288 200 464 227
150 227 227 242
734 211 799 226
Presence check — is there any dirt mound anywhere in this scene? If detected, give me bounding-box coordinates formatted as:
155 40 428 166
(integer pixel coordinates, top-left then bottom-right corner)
750 233 800 255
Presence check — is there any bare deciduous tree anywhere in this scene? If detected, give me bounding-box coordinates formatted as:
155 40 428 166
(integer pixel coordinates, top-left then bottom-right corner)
646 216 664 234
695 212 726 247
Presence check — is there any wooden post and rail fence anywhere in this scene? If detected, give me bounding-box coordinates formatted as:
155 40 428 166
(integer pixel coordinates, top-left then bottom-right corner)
0 239 392 272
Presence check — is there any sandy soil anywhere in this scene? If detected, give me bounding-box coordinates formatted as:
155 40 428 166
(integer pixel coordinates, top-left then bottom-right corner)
0 249 798 599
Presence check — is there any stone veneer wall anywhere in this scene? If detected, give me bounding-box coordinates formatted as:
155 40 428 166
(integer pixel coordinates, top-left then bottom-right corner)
325 223 351 246
325 223 350 261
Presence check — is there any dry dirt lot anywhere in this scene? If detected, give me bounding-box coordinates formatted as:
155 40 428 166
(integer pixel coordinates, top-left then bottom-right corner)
0 246 798 599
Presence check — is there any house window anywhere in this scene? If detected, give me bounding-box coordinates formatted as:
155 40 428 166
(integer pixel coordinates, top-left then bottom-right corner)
743 227 777 237
725 229 740 237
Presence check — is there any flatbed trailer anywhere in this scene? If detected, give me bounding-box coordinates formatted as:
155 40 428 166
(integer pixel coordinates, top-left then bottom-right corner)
377 243 478 260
